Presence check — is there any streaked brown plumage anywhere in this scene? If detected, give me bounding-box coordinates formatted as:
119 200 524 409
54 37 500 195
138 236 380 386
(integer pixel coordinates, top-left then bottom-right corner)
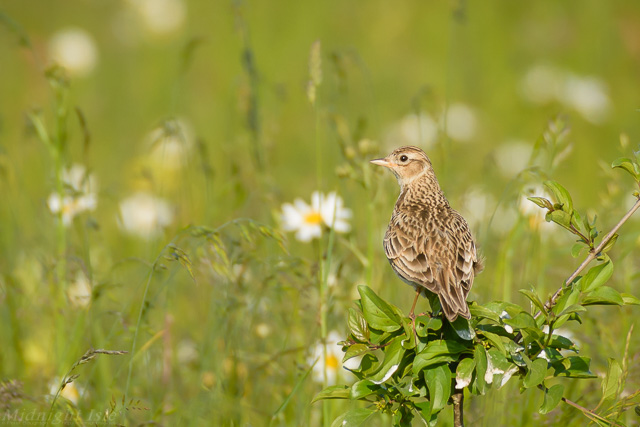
371 146 483 321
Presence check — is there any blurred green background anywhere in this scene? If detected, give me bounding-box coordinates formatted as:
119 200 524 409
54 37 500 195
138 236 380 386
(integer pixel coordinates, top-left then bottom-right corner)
1 0 640 425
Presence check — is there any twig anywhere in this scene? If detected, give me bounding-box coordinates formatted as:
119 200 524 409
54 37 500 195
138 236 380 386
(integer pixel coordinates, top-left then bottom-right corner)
452 389 464 427
543 197 640 313
561 396 623 426
514 197 640 343
536 384 621 426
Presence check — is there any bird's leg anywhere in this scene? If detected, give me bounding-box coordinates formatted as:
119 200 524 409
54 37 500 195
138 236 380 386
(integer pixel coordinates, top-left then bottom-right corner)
409 289 421 334
409 289 421 318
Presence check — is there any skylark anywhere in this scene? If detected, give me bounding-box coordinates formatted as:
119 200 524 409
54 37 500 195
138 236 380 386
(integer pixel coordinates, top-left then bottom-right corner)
371 146 483 321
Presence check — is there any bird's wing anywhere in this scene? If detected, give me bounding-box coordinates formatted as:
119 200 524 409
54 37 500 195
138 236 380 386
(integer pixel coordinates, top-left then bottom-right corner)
448 210 480 290
384 211 439 291
384 209 478 320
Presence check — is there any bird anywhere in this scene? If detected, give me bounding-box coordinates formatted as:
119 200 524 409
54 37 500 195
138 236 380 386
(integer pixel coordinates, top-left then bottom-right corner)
370 146 483 322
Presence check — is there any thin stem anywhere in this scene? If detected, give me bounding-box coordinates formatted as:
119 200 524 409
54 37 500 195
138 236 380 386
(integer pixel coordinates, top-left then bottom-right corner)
542 197 640 313
452 389 464 427
561 396 622 426
123 238 183 418
569 223 591 247
513 196 640 344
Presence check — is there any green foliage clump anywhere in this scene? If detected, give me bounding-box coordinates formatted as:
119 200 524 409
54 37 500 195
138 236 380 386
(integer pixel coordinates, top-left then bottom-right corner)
316 162 640 426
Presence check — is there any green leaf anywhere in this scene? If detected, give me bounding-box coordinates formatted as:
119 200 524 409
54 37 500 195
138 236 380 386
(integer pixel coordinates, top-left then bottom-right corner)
519 289 547 314
450 316 475 340
393 405 415 426
414 401 436 425
621 293 640 305
358 286 402 332
601 233 618 254
472 344 489 395
601 358 622 403
570 242 586 258
551 356 597 378
469 303 501 322
582 213 596 234
455 358 476 389
413 340 469 374
368 339 405 384
487 348 513 374
401 321 417 350
368 328 391 345
544 180 574 213
330 408 376 427
348 308 369 342
553 286 580 315
545 210 572 230
343 344 370 362
539 384 564 414
395 376 420 398
548 334 577 351
579 260 613 293
503 312 537 330
312 385 349 403
582 286 624 306
523 357 548 389
527 196 553 210
570 209 584 233
478 330 507 355
556 304 586 318
416 315 442 337
347 353 379 377
425 364 451 413
611 157 640 181
349 380 378 400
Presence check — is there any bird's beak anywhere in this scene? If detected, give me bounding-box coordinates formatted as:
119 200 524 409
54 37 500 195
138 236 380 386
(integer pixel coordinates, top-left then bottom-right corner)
370 158 395 168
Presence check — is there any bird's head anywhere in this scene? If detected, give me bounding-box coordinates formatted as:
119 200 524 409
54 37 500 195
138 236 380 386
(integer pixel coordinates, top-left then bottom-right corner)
370 146 435 188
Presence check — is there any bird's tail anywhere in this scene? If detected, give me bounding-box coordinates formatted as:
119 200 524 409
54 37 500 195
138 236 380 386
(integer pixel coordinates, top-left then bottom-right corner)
438 271 471 321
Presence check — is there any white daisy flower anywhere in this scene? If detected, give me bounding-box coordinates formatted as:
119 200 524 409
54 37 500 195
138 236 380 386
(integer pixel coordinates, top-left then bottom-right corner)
280 191 352 242
49 377 85 405
383 113 438 152
146 118 193 171
127 0 186 35
255 323 271 338
118 192 174 239
494 140 533 178
281 198 322 242
459 188 495 229
177 339 199 365
316 191 352 233
67 271 92 309
442 103 477 142
308 331 345 385
520 63 611 124
520 64 565 105
48 28 98 77
47 164 98 226
562 75 610 124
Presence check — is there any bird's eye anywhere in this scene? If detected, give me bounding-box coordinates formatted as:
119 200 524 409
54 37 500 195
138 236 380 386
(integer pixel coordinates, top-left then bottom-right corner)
400 155 408 162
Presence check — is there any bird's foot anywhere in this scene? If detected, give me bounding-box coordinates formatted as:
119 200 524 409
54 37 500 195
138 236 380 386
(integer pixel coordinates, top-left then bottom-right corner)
409 311 418 338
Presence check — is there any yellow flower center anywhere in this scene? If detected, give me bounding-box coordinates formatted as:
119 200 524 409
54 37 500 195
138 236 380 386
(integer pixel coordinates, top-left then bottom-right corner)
61 200 77 214
325 354 339 369
304 211 323 225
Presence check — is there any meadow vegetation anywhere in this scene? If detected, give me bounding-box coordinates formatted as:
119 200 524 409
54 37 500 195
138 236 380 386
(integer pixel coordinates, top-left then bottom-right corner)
1 1 640 426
